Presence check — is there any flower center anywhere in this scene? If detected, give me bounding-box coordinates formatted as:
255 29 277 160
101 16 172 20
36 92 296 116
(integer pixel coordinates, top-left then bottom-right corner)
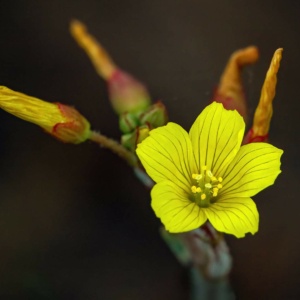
190 166 223 208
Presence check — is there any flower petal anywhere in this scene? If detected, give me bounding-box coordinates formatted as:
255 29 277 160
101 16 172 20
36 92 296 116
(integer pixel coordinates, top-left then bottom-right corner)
219 143 283 198
152 181 207 232
189 102 245 177
137 122 198 193
206 197 259 238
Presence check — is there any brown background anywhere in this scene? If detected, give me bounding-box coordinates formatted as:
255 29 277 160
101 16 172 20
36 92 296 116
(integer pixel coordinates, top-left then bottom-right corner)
0 0 298 299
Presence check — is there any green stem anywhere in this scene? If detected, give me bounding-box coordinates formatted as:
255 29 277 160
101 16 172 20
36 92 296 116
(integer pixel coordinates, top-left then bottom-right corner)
89 131 138 166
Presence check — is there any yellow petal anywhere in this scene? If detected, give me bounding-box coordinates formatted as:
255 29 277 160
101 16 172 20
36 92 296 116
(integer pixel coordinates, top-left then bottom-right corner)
137 123 198 193
0 86 65 131
219 143 283 198
189 102 245 177
151 181 207 232
206 197 259 238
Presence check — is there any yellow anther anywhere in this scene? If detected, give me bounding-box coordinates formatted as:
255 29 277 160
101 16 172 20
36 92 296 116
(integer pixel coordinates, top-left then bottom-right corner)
207 171 213 177
192 174 197 179
218 177 223 182
201 194 206 200
213 188 218 197
205 183 212 188
217 184 223 189
202 166 207 171
196 174 202 180
191 186 197 193
196 187 201 193
211 176 217 181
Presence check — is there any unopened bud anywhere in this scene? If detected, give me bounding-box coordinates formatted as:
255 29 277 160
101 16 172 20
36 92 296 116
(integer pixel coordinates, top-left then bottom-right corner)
243 49 283 144
139 101 168 128
119 112 139 134
121 125 150 151
0 86 91 144
108 69 151 115
70 20 151 115
212 46 259 122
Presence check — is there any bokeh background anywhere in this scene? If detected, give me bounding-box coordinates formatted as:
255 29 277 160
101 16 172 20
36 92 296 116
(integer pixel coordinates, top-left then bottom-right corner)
0 0 299 299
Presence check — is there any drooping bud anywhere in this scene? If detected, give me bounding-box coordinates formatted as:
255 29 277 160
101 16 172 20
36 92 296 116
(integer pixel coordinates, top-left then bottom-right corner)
70 20 151 115
121 125 150 152
119 112 139 134
243 49 283 144
0 86 91 144
139 101 168 128
212 46 259 123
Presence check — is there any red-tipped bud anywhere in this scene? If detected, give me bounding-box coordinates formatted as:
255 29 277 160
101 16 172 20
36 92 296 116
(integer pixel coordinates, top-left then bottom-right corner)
70 20 151 115
0 86 91 144
212 46 259 122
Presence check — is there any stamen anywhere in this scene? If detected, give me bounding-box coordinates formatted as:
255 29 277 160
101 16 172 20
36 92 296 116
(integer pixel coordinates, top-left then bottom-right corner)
191 186 197 193
196 174 202 180
190 169 224 205
213 188 218 197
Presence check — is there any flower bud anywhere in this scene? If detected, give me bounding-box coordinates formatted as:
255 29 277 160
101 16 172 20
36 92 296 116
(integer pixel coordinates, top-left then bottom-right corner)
0 86 91 144
108 70 151 115
243 49 282 144
212 46 259 123
121 125 150 152
119 112 139 134
139 101 168 128
70 20 151 115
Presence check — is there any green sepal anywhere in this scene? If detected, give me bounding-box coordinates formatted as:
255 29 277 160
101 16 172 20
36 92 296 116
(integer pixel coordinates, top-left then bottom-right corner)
119 112 139 133
139 101 168 128
121 125 150 151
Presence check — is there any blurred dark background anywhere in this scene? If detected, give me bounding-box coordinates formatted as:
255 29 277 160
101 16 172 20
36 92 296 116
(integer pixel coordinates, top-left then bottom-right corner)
0 0 298 299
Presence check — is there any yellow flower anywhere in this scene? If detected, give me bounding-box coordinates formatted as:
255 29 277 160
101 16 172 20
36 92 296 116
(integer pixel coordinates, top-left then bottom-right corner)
136 102 283 238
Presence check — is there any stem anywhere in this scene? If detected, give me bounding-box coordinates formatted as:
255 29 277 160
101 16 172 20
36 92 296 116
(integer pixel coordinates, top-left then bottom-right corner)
190 267 234 300
89 131 137 166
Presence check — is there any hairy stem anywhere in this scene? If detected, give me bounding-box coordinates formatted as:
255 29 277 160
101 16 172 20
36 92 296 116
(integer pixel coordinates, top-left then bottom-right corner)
89 131 138 166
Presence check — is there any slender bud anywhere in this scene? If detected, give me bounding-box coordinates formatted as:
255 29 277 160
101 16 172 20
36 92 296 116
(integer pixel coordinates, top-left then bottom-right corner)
139 101 168 128
243 49 283 144
119 112 139 134
70 20 151 115
212 46 259 122
121 125 150 152
0 86 91 144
